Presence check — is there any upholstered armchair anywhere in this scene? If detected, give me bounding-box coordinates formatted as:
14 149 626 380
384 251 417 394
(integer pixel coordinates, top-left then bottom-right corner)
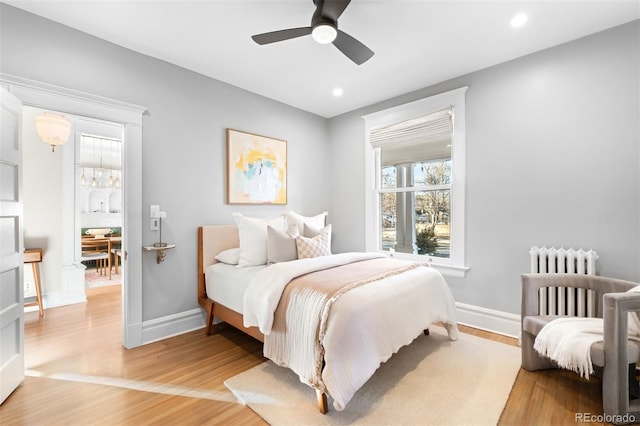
521 273 640 423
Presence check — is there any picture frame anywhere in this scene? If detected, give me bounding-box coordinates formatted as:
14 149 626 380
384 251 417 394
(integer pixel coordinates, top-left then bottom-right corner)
226 128 287 205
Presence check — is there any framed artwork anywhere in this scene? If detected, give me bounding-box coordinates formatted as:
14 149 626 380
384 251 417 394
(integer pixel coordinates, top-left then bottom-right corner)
226 128 287 204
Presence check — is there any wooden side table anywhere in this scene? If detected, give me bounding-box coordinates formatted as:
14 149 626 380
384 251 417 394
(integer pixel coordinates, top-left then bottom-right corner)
24 248 44 317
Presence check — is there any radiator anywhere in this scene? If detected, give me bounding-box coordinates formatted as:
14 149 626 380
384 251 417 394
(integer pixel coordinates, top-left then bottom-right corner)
529 246 599 317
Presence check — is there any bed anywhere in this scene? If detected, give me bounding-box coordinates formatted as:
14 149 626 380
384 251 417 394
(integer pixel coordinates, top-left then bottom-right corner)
197 223 459 413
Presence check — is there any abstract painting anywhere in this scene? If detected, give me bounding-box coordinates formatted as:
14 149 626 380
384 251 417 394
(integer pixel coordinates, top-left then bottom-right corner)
226 129 287 204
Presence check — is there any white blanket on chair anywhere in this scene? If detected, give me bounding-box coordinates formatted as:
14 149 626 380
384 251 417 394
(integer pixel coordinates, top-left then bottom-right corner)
533 317 603 379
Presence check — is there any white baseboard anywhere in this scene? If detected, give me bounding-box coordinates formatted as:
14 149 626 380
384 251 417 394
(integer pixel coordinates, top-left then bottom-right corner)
137 303 521 346
141 308 205 345
43 291 87 309
455 302 520 339
123 321 143 349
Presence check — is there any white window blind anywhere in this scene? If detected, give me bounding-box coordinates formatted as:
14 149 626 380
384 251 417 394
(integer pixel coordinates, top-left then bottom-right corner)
369 107 453 149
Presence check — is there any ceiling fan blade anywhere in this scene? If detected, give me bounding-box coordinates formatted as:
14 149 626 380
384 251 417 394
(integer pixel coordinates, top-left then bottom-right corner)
333 30 374 65
319 0 351 21
252 27 313 45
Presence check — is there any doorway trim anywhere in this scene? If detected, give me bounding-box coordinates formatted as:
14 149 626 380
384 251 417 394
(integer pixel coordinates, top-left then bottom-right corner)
1 73 147 348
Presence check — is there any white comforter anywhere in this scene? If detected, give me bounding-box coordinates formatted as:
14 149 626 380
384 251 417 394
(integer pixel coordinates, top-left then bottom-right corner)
243 252 459 410
243 252 385 333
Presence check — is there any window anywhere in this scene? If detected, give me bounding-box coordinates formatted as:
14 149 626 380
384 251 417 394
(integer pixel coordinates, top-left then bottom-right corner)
363 87 468 277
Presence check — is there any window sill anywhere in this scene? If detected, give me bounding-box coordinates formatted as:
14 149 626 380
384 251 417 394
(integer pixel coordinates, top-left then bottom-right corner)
381 251 469 278
428 262 469 278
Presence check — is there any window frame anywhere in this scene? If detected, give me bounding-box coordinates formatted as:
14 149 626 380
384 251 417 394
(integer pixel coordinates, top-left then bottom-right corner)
363 87 469 277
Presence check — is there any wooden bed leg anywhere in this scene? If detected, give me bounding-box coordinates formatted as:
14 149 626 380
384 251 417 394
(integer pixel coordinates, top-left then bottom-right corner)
205 305 215 335
316 390 328 414
424 328 430 336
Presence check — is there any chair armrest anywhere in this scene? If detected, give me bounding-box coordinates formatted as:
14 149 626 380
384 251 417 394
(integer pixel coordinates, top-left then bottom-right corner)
603 292 640 363
602 292 640 417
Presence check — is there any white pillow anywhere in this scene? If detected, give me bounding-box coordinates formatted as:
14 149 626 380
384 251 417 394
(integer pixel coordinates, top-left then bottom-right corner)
233 213 287 267
296 224 332 259
214 248 241 265
287 211 327 234
267 225 299 264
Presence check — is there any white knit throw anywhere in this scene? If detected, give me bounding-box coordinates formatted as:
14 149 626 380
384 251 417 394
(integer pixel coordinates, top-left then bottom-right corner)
533 317 603 379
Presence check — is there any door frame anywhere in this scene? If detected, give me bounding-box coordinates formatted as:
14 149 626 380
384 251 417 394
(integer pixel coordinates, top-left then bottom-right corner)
1 73 147 348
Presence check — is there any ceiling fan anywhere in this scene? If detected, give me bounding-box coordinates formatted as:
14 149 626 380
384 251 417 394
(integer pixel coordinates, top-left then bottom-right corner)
251 0 374 65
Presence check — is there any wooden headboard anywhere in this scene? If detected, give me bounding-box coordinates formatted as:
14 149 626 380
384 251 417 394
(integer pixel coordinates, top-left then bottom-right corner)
197 225 239 302
197 224 264 340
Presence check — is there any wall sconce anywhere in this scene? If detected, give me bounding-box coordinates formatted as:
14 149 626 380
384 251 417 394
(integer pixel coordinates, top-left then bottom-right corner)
35 112 71 152
144 205 175 263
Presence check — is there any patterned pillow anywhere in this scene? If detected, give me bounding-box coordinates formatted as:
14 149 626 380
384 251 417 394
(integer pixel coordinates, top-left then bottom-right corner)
296 224 331 259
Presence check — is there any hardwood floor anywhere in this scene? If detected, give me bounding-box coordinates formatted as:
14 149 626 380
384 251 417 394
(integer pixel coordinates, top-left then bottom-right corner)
465 327 607 426
0 285 607 425
1 286 266 425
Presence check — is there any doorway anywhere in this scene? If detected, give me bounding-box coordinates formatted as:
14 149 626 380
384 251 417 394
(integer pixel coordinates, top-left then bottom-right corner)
77 126 124 291
3 74 146 349
22 109 126 304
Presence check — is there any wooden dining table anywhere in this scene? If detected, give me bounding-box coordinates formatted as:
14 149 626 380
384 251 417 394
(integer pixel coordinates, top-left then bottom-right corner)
82 236 122 280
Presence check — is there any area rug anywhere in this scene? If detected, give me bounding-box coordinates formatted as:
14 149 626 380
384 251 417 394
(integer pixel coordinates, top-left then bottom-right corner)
85 268 121 289
225 326 520 425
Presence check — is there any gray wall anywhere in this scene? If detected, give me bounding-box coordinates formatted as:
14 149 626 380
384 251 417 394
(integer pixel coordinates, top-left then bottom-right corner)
0 4 329 321
328 20 640 314
2 3 638 324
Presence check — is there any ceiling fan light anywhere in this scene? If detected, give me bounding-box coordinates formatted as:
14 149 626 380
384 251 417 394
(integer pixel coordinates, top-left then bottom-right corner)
312 24 337 44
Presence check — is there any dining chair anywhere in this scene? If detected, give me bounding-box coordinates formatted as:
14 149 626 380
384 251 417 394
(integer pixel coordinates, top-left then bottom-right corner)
81 237 110 275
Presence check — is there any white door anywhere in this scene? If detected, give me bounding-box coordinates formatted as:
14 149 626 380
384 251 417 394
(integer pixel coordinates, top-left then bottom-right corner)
0 87 24 404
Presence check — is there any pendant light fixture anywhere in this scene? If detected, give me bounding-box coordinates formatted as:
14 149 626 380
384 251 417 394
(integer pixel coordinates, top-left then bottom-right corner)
35 112 72 152
115 140 121 189
108 140 114 188
91 138 98 187
96 138 103 178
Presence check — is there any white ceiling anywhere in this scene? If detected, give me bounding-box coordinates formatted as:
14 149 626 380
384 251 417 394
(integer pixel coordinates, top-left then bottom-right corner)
6 0 639 118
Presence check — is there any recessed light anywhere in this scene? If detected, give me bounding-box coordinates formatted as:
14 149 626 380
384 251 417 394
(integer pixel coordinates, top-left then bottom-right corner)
332 87 344 97
510 13 528 28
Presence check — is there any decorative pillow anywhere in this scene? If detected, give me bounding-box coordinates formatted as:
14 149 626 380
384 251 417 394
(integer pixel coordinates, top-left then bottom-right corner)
214 248 241 265
296 224 332 259
233 213 287 267
303 222 329 237
267 225 299 263
287 211 327 234
303 223 332 254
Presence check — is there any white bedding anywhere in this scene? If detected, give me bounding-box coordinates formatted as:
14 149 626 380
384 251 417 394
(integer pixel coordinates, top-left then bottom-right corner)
243 252 385 333
243 253 459 411
205 263 265 313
